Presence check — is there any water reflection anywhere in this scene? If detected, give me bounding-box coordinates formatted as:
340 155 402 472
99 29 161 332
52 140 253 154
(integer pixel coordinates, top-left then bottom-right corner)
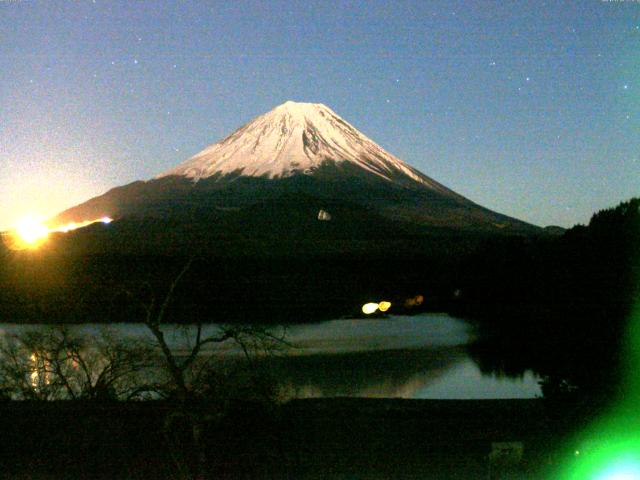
0 314 541 400
415 358 542 399
283 315 474 354
267 346 466 398
263 347 541 399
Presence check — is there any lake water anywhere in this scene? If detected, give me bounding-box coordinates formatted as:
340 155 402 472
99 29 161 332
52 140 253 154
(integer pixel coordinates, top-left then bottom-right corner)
0 314 541 399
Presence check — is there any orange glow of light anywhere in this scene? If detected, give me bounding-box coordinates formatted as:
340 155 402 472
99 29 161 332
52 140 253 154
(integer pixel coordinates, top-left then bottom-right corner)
404 294 425 308
51 216 113 234
11 216 50 249
3 216 113 251
378 301 392 312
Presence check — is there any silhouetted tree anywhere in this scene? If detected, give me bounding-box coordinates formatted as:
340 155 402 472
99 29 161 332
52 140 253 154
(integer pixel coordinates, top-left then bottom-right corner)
128 258 287 480
0 326 155 400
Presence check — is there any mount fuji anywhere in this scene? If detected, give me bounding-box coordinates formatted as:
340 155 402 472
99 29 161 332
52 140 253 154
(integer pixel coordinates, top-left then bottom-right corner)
54 101 539 241
157 101 457 193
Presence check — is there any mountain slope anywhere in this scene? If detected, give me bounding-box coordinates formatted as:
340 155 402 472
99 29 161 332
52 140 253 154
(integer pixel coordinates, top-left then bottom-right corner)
54 101 539 235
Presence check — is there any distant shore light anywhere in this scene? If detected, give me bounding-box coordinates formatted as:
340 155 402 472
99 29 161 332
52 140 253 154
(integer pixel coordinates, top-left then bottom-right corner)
378 301 391 312
362 303 379 315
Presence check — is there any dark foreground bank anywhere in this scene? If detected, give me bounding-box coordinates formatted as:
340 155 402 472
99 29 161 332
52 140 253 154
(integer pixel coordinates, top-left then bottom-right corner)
0 397 589 479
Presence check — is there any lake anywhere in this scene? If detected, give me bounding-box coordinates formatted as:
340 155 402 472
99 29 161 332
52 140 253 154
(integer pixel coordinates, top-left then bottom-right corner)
0 314 541 399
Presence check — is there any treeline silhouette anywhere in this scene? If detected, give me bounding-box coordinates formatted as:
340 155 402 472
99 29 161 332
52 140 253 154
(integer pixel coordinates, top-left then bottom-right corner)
0 229 478 324
1 197 637 400
453 198 639 399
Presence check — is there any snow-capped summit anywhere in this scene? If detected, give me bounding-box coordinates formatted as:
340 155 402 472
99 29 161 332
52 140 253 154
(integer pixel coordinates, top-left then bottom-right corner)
157 101 456 197
53 101 539 235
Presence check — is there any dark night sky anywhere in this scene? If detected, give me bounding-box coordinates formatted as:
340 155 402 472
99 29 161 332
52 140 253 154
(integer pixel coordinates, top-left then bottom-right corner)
1 0 638 229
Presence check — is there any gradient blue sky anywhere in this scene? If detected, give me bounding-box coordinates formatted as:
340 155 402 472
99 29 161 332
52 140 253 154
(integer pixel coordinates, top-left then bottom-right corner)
1 0 638 229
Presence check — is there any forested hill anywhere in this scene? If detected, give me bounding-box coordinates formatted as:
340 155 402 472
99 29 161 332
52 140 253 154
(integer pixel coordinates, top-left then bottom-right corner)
452 197 640 398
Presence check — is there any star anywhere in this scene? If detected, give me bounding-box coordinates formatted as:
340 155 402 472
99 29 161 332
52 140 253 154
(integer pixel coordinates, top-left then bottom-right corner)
134 59 139 65
623 84 629 90
489 61 496 66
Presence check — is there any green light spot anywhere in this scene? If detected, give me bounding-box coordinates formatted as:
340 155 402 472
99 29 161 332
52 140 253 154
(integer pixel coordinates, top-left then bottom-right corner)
558 301 640 479
562 437 640 480
593 459 640 480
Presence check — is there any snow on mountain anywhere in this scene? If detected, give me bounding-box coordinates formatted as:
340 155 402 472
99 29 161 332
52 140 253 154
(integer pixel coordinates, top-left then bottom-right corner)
53 100 539 235
157 101 456 197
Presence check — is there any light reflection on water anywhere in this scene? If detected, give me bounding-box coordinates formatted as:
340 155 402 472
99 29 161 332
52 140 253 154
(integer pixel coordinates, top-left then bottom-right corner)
284 314 473 354
0 314 541 399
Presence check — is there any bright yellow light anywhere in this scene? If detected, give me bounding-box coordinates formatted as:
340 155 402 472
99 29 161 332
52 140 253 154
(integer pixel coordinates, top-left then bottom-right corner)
4 215 114 250
11 216 49 249
362 302 379 315
30 353 39 387
56 222 77 233
378 301 392 312
51 217 112 234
